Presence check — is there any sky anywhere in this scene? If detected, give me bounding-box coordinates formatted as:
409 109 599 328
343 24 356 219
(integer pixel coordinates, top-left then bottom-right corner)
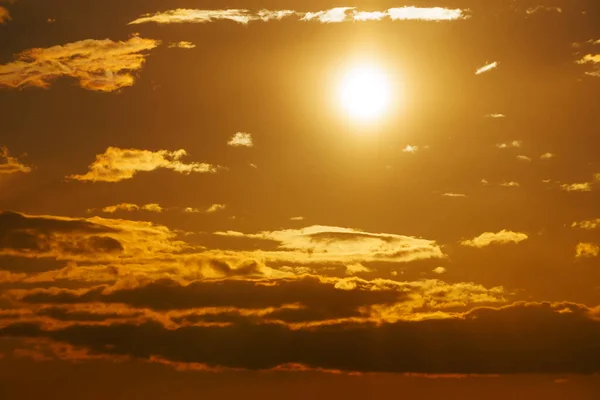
1 0 600 398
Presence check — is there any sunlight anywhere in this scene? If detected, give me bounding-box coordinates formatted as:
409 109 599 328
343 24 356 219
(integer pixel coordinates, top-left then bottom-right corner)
337 63 393 123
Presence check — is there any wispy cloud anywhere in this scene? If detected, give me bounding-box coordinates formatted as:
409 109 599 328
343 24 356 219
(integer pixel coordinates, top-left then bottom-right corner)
228 132 253 148
0 146 32 175
442 193 466 198
403 145 419 153
462 230 528 248
68 147 217 183
129 7 470 25
572 218 600 230
168 41 196 49
500 181 520 187
516 155 532 162
183 204 226 214
475 61 498 75
485 113 505 118
0 37 159 92
561 183 592 192
99 203 164 213
575 243 599 259
497 140 522 149
540 153 555 160
526 6 562 15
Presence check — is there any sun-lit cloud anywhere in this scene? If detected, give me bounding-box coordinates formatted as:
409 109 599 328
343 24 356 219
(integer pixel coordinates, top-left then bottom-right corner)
214 225 445 264
0 6 10 24
345 263 373 275
526 6 562 15
540 153 555 160
0 37 159 92
0 146 32 174
516 155 532 162
485 113 505 118
442 193 466 198
168 41 196 49
572 218 600 230
99 203 164 213
290 216 305 221
129 7 470 25
462 230 528 248
475 61 498 75
402 145 419 153
206 204 226 213
561 183 592 192
228 132 254 148
500 181 520 187
67 147 217 183
575 243 599 259
497 140 522 149
433 267 447 274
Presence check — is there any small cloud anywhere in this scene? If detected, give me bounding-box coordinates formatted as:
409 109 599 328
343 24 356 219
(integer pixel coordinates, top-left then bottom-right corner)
575 242 599 259
206 204 226 213
142 203 163 212
228 132 253 148
403 145 419 153
485 113 505 118
168 41 196 49
571 218 600 230
480 179 489 186
47 18 56 23
475 61 498 75
100 203 163 213
442 193 466 198
540 153 555 160
516 155 532 162
526 6 562 15
68 147 217 183
561 183 592 192
496 141 522 149
500 182 520 188
290 216 305 221
462 230 528 248
249 163 258 169
0 146 33 175
433 267 447 275
345 263 373 275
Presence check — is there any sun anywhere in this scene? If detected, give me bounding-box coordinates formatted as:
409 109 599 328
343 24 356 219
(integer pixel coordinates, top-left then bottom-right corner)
337 64 393 123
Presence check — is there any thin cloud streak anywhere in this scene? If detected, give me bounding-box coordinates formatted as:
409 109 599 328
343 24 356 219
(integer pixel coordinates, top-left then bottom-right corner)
0 146 32 174
475 61 498 75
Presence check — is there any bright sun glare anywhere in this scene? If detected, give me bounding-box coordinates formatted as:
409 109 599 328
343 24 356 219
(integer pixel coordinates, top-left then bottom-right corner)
338 64 393 123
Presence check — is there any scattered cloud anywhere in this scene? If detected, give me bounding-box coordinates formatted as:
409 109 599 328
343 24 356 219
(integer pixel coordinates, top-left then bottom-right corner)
575 243 599 259
228 132 254 148
0 37 159 92
576 53 600 77
475 61 498 75
561 183 592 192
526 6 562 15
497 141 522 149
67 147 217 183
442 193 466 198
540 153 555 160
129 7 470 25
168 41 196 49
402 145 419 153
572 219 600 230
100 203 164 213
516 155 532 162
0 146 32 175
500 182 520 188
462 230 528 248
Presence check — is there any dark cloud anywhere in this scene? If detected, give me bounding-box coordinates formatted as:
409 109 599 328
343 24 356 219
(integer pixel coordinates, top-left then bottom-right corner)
1 302 599 374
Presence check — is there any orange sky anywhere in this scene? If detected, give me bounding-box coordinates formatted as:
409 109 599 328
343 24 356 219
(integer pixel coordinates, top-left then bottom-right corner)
1 0 600 398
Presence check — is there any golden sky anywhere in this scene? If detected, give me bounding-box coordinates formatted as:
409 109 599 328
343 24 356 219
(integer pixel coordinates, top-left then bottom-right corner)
1 0 600 398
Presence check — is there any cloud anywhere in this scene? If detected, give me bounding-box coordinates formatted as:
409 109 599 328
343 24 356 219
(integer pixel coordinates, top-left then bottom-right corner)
345 263 372 275
475 61 498 75
561 183 592 192
4 302 600 374
0 6 9 24
129 7 470 25
214 225 445 264
206 204 226 213
168 41 195 49
402 145 419 153
575 243 599 259
516 155 532 162
0 37 159 92
100 203 163 213
228 132 253 148
67 147 217 182
526 6 562 15
462 230 528 248
442 193 466 198
500 182 520 187
433 267 447 275
540 153 555 160
290 216 305 221
497 140 522 149
572 219 600 230
485 113 505 118
0 147 32 175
